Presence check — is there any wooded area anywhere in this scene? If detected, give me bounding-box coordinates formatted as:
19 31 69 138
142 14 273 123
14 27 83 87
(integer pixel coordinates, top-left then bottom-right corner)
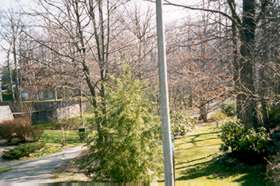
0 0 280 185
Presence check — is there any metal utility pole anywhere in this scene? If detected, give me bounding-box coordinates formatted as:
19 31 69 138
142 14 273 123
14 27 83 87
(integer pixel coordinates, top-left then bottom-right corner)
79 81 84 128
0 76 3 102
156 0 175 186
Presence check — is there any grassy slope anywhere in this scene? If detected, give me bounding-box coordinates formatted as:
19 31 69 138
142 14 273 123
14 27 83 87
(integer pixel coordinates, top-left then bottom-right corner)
0 166 11 174
172 124 266 186
41 130 81 145
26 130 82 159
28 114 92 159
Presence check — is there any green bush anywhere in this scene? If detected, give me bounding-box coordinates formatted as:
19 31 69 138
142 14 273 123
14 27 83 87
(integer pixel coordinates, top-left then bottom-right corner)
268 103 280 128
171 111 196 137
2 142 45 160
220 121 269 155
221 102 236 117
84 68 160 182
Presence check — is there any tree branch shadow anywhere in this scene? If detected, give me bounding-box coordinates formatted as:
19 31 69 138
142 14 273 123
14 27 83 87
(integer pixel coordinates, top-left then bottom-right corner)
177 154 267 186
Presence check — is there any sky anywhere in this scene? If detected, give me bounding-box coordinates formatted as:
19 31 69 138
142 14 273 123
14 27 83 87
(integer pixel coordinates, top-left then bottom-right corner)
2 0 32 10
1 0 194 23
0 0 198 67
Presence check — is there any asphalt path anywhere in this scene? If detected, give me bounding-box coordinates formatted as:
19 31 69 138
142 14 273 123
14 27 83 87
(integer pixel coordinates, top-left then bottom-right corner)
0 146 83 184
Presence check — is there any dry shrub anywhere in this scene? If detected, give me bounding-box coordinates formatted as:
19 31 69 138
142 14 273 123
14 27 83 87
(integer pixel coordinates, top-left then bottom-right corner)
0 116 42 143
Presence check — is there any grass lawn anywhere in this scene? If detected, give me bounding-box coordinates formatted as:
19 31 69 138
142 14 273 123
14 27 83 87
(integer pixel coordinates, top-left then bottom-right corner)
27 116 94 159
171 124 266 186
0 166 11 174
28 143 63 159
27 129 83 158
1 130 83 160
40 130 82 145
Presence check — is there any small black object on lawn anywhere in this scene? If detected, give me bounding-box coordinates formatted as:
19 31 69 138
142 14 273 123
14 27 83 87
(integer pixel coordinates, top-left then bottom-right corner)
78 127 87 141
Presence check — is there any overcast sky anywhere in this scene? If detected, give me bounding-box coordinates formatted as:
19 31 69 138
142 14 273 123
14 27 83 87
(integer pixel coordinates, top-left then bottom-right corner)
1 0 194 23
2 0 31 10
0 0 198 67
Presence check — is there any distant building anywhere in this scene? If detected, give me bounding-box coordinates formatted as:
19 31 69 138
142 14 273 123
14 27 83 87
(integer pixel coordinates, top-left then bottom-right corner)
0 105 14 122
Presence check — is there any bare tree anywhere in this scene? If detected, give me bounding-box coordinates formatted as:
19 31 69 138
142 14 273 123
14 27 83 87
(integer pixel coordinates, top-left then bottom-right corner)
0 10 24 103
164 0 280 128
166 16 232 121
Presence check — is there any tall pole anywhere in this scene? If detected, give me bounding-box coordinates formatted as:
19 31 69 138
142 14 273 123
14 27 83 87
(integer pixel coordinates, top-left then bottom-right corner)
156 1 175 186
79 81 84 128
0 76 3 102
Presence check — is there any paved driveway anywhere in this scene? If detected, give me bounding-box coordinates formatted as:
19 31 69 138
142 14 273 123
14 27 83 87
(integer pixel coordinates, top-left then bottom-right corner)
0 146 83 184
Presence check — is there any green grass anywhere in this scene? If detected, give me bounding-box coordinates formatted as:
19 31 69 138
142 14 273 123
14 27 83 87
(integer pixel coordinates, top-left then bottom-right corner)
33 121 61 130
0 116 91 160
40 130 82 145
172 124 266 186
8 130 82 159
1 130 81 160
30 129 82 158
30 118 95 158
37 114 96 146
28 143 63 159
0 166 11 174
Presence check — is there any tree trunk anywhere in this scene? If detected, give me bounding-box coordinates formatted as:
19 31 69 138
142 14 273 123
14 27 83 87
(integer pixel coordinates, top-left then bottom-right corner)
236 0 258 128
7 49 16 101
12 33 21 104
259 2 270 129
199 102 208 122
